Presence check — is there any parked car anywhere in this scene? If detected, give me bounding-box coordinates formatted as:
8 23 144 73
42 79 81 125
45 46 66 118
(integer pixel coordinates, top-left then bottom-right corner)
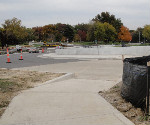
29 47 39 53
9 49 17 54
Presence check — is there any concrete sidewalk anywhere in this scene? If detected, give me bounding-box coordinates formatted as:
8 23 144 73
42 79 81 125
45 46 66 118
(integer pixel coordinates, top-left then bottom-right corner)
0 59 134 125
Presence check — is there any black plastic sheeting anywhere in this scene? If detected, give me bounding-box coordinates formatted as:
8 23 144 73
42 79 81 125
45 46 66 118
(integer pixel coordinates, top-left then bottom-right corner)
121 56 150 109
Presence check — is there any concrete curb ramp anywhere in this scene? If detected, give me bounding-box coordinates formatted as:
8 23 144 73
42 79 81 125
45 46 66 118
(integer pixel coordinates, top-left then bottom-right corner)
34 73 75 87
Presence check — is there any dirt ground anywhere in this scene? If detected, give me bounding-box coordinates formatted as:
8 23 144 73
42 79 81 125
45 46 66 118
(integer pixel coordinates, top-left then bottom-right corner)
0 68 64 117
100 82 150 125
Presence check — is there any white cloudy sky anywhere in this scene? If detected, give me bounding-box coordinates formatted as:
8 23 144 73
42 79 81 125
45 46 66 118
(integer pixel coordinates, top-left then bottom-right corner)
0 0 149 30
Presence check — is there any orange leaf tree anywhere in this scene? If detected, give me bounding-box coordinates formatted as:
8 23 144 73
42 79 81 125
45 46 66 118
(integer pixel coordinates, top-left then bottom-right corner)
118 26 132 42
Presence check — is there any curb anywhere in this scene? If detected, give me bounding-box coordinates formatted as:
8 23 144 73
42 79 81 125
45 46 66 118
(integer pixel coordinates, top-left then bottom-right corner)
113 108 135 125
114 80 134 125
39 53 140 60
100 95 135 125
34 73 75 87
99 78 135 125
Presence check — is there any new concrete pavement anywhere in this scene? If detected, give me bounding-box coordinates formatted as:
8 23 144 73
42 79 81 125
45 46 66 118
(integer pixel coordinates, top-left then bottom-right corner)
0 58 135 125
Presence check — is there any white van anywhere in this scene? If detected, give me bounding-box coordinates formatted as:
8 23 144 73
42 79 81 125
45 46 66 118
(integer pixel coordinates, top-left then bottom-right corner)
16 45 21 51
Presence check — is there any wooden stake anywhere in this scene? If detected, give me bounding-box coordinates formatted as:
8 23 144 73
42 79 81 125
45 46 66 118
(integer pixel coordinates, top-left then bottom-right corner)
122 55 124 61
147 62 150 67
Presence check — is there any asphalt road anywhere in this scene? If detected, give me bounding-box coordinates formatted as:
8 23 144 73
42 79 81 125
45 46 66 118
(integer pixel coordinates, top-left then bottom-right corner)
0 52 83 69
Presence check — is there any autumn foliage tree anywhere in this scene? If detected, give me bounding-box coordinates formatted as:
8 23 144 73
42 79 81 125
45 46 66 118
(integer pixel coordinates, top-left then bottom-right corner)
118 26 132 42
77 30 86 41
32 26 43 41
73 34 81 42
42 24 56 42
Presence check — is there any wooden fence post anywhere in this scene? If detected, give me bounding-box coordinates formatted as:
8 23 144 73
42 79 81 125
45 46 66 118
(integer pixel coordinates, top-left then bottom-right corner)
122 55 124 61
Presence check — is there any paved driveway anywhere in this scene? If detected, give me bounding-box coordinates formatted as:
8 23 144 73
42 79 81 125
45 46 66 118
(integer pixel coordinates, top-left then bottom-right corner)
0 58 134 125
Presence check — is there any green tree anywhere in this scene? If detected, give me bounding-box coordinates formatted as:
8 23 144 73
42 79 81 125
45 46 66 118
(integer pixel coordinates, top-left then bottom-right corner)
0 28 6 48
87 23 95 42
74 23 89 33
25 28 35 42
2 17 27 45
55 31 63 42
87 22 117 43
131 28 144 43
63 24 74 42
103 22 117 42
143 25 150 41
92 12 123 33
94 22 105 41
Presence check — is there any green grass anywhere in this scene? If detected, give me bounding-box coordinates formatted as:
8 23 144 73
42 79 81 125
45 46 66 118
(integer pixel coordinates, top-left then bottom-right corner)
0 79 17 92
139 115 150 121
73 41 121 46
113 85 120 89
33 44 42 47
73 42 94 45
129 43 150 46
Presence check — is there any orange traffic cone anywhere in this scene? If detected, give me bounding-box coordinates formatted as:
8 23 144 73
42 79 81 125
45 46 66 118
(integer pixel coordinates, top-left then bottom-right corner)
6 48 11 63
42 48 44 53
19 49 23 60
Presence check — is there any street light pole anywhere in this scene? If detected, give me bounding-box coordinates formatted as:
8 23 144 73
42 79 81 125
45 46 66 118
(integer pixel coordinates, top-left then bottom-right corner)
139 31 141 43
142 34 145 43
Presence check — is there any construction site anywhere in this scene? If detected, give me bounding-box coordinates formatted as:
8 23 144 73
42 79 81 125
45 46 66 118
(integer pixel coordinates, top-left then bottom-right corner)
0 43 150 125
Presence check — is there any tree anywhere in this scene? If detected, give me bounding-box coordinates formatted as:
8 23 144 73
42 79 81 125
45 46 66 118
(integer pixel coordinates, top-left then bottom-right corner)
87 22 95 42
74 23 89 33
118 26 132 42
63 24 74 42
25 28 35 42
55 31 63 42
42 24 56 42
92 12 123 33
32 27 43 42
73 34 81 42
61 36 67 42
55 23 66 41
103 22 117 42
143 25 150 41
78 30 86 41
74 23 90 42
2 17 27 45
131 28 144 43
0 28 7 48
94 22 105 41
